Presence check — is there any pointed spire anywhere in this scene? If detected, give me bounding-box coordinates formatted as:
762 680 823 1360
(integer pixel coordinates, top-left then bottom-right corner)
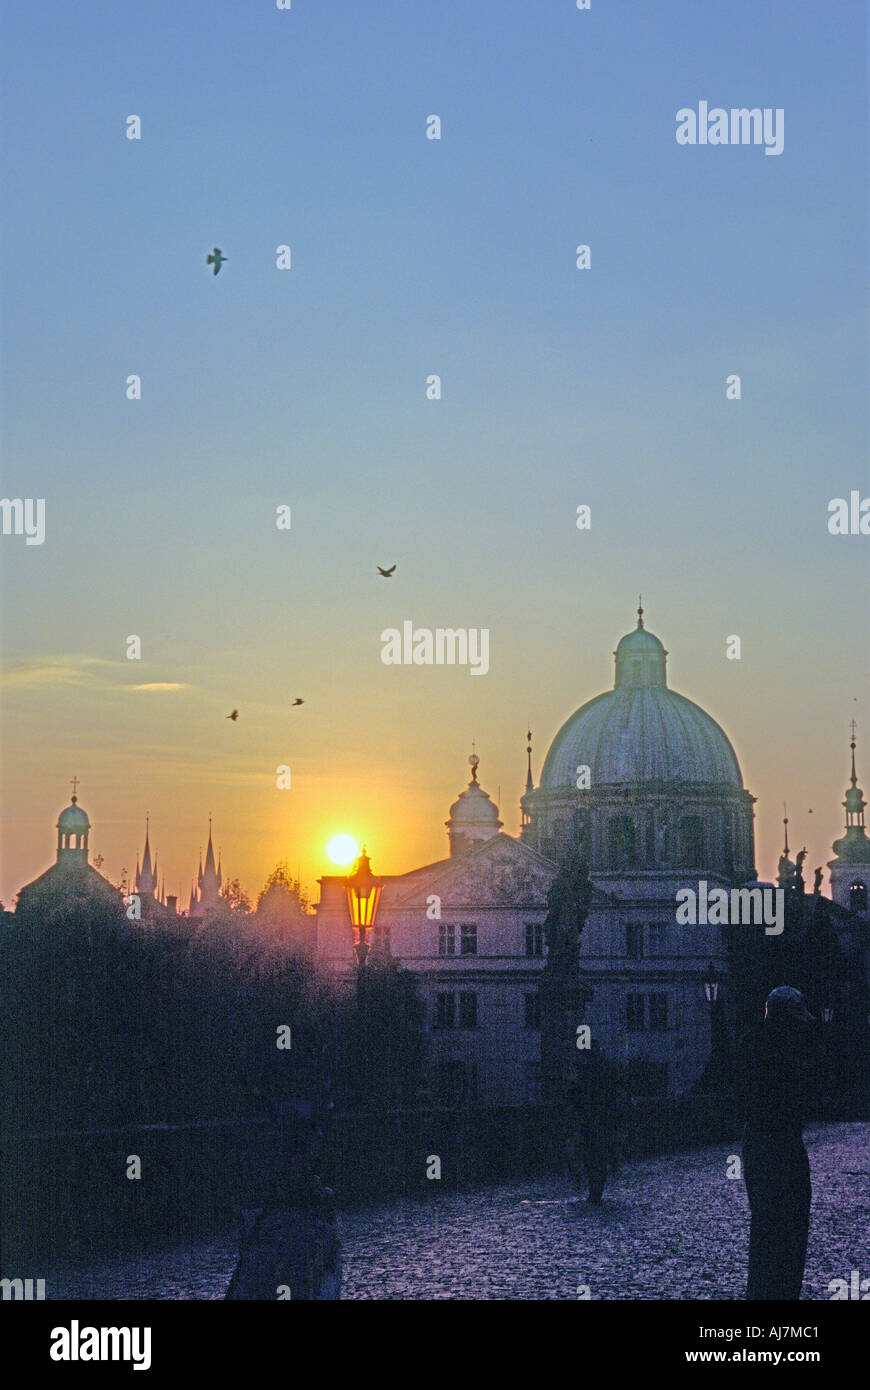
204 818 217 875
850 719 858 787
138 816 156 894
525 726 534 794
637 594 644 629
843 722 866 830
199 819 221 909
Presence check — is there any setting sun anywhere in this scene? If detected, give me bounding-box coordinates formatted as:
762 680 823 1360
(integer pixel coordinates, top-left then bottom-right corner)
326 834 359 868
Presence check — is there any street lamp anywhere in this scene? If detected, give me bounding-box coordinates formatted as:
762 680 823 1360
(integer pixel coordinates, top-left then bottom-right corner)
702 962 720 1004
345 847 383 970
702 962 727 1091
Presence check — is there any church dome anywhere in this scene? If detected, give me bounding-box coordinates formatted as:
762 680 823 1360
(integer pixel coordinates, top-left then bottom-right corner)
539 612 743 792
57 801 90 831
449 781 501 823
446 754 502 857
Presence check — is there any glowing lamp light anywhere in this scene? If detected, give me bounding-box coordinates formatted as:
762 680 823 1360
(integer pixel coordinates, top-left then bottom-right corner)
345 848 383 969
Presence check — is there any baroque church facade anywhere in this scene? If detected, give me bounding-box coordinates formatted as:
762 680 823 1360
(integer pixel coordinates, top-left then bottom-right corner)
316 609 870 1104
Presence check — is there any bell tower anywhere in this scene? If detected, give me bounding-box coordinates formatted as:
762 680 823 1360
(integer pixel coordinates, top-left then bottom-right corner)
828 725 870 917
56 778 90 866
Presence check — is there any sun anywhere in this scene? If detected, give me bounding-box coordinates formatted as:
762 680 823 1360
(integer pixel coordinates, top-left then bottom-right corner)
326 834 360 868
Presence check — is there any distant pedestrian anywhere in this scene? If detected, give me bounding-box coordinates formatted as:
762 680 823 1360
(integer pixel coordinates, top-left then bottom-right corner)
739 986 814 1300
566 1042 623 1204
225 1082 341 1300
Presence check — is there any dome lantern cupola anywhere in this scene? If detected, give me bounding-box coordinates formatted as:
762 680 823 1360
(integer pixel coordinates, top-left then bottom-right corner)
613 600 668 689
56 777 90 865
446 750 503 859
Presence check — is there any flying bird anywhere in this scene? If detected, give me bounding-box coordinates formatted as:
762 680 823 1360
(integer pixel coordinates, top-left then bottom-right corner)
226 709 239 721
207 248 227 276
292 698 304 706
377 564 396 577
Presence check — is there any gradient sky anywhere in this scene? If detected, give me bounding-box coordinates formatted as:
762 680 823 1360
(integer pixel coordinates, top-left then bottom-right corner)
1 0 867 908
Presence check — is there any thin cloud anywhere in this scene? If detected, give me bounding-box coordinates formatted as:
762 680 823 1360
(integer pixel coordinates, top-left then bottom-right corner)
0 657 109 689
131 683 188 692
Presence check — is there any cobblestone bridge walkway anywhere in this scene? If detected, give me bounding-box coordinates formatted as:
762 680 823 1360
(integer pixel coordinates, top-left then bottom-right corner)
46 1123 869 1300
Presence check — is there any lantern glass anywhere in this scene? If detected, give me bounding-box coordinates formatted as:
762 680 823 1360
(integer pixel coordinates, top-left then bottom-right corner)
345 849 383 932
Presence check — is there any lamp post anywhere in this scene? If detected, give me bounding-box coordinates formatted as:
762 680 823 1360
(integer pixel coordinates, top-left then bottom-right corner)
344 848 383 972
702 962 720 1005
702 961 726 1091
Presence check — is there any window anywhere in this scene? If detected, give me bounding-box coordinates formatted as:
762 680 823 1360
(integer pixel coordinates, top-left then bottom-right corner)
849 880 868 913
608 814 636 867
434 993 456 1029
626 992 644 1031
525 922 545 957
460 923 478 956
524 992 541 1029
679 815 704 867
458 991 478 1029
625 923 643 959
648 993 668 1032
647 923 666 956
438 923 455 956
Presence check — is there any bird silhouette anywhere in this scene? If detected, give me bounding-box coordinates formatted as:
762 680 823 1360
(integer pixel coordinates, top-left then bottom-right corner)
226 709 239 721
292 698 304 706
377 564 396 577
207 248 227 276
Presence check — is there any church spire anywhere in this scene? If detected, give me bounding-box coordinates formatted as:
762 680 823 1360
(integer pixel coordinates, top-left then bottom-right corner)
199 818 221 910
525 726 534 794
828 723 870 915
137 816 156 895
843 723 866 831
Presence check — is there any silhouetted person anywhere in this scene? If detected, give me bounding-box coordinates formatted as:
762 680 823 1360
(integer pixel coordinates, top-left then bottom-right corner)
226 1070 341 1299
739 986 814 1300
567 1043 623 1204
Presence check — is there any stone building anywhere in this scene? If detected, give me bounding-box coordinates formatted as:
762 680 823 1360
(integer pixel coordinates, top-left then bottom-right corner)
316 607 762 1101
15 787 123 922
315 756 558 1106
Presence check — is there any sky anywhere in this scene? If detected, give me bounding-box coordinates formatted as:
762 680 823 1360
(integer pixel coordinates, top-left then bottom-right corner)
1 0 867 907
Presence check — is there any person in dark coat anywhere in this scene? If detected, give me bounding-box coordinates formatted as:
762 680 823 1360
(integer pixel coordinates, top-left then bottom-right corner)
566 1042 624 1204
739 986 814 1301
225 1070 342 1300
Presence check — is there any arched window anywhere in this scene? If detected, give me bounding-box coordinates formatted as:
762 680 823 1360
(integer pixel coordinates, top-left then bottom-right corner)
679 815 704 867
849 880 868 913
608 814 636 868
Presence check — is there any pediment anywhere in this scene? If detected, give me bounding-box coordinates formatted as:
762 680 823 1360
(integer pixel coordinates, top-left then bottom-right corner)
391 833 558 909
